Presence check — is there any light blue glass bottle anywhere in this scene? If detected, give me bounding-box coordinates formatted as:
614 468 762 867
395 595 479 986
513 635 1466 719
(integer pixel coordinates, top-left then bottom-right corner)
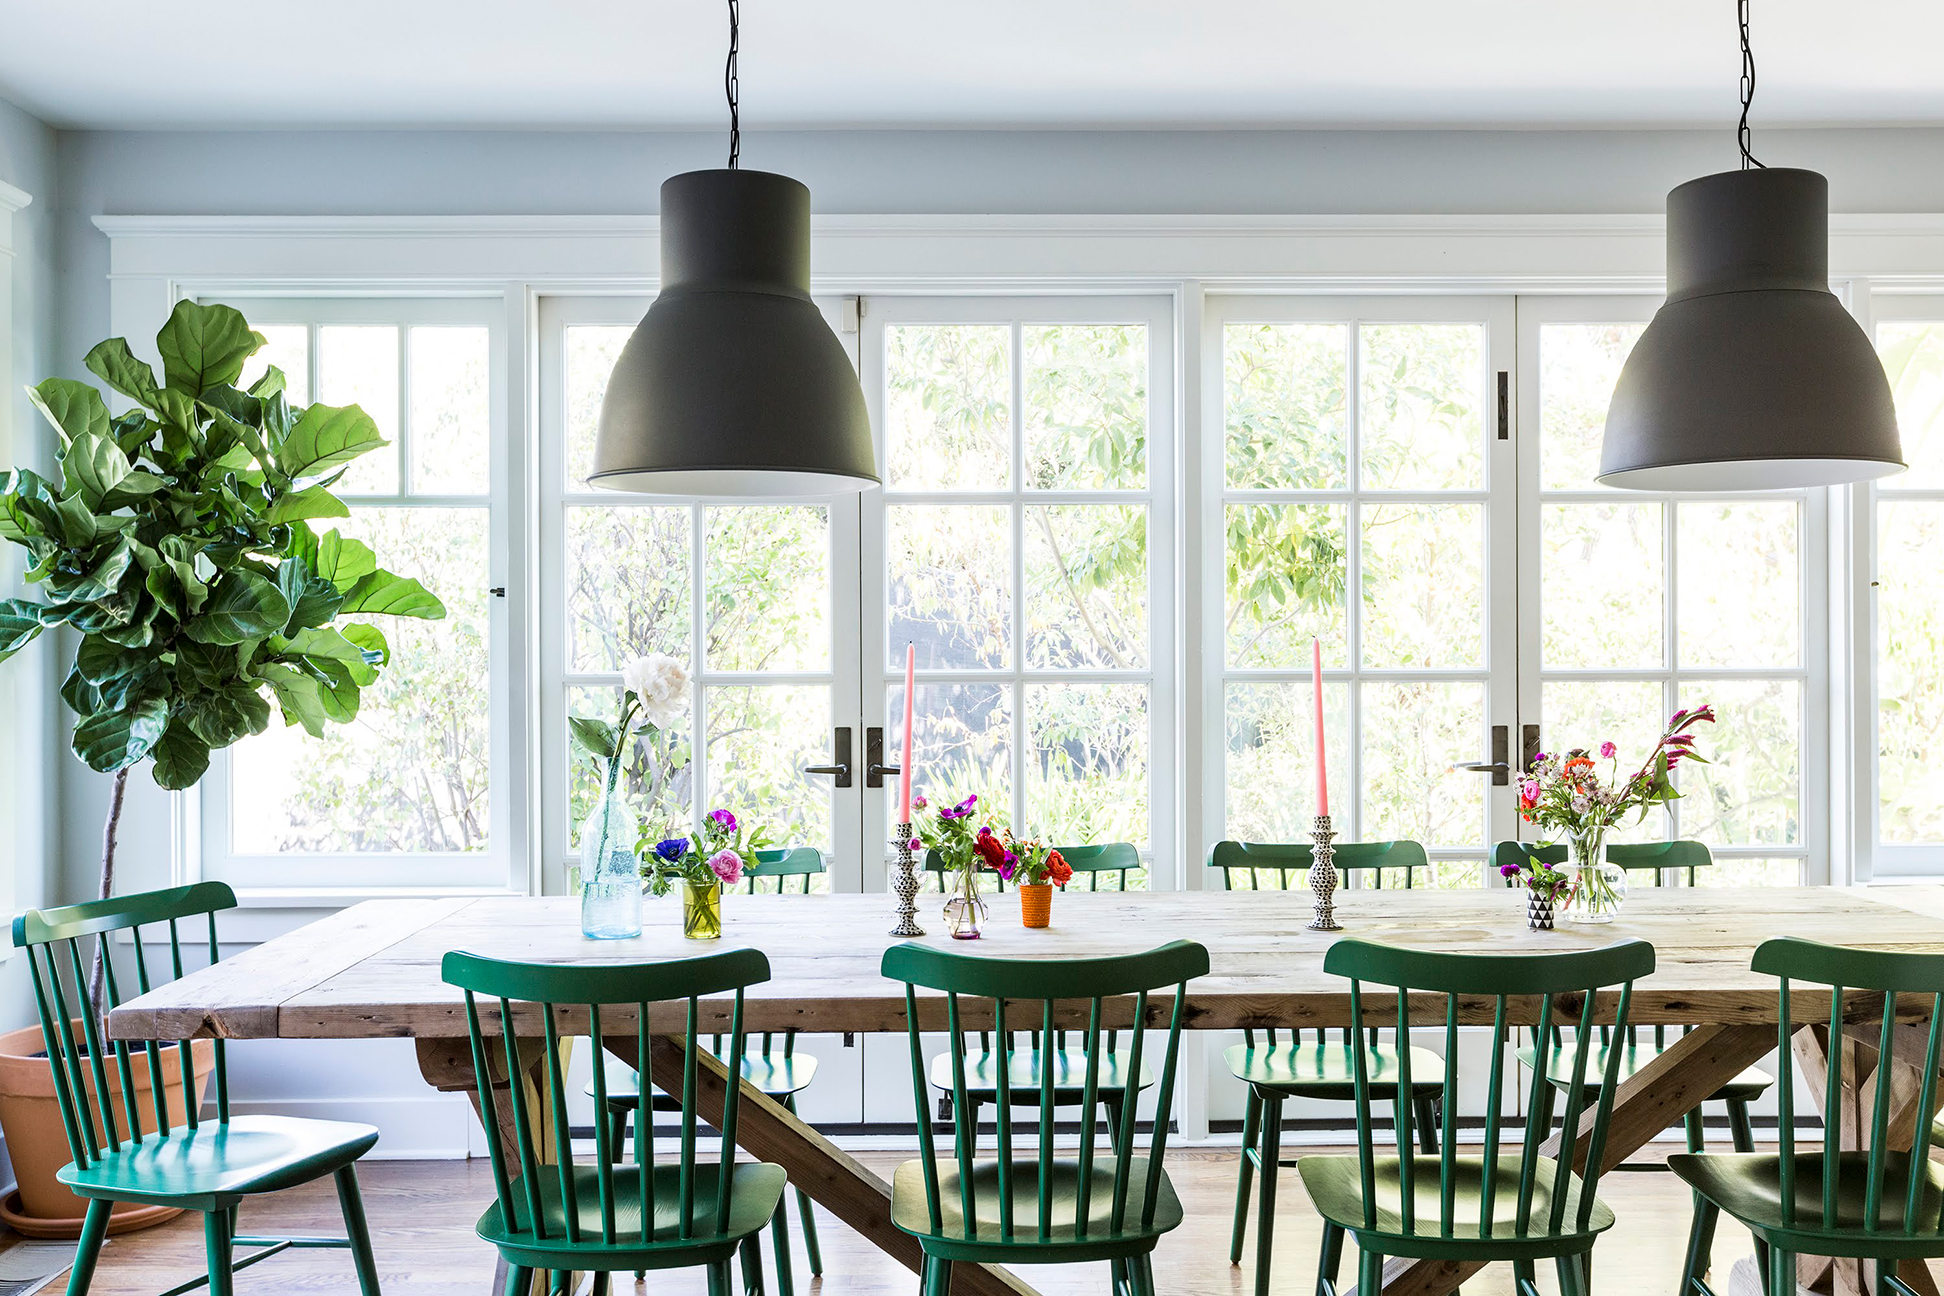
579 759 642 939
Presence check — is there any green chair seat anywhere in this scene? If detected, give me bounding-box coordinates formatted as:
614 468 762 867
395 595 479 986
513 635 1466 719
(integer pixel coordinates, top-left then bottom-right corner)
596 1050 819 1108
476 1162 788 1271
1516 1042 1772 1104
1226 1039 1444 1103
1669 1152 1944 1260
1297 1153 1616 1260
931 1045 1151 1102
60 1115 378 1209
891 1157 1182 1262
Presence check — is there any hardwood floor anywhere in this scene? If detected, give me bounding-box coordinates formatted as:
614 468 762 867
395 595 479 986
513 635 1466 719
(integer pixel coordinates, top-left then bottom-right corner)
38 1145 1771 1295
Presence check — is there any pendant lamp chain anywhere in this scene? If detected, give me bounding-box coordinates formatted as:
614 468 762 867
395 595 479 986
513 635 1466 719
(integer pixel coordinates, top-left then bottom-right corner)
1737 0 1764 170
724 0 741 169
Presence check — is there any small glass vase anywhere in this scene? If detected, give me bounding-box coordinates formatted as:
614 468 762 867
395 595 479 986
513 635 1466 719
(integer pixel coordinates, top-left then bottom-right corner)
943 864 987 940
1563 829 1628 924
682 879 723 940
579 764 642 940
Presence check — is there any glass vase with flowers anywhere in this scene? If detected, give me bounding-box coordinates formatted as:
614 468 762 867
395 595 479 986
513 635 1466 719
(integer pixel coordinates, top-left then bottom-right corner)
914 793 1004 940
640 808 770 940
1516 704 1715 923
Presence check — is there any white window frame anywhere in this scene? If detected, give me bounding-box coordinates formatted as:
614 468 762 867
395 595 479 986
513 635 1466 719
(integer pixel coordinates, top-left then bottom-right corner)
1199 294 1520 884
858 295 1179 889
185 295 521 898
1514 295 1830 885
0 179 30 940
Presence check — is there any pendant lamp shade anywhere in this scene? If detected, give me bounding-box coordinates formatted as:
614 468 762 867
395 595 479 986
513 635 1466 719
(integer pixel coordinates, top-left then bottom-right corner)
589 168 877 496
1599 167 1904 491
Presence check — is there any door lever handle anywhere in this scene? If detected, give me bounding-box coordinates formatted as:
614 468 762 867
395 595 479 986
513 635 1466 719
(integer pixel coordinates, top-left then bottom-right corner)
1456 725 1512 786
802 727 853 788
865 726 901 788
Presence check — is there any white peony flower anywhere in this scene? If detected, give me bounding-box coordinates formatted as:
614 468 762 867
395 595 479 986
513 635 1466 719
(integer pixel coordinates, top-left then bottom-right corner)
621 653 689 730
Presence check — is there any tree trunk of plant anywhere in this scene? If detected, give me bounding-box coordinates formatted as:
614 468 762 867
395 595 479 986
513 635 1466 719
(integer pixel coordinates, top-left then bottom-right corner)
85 767 129 1023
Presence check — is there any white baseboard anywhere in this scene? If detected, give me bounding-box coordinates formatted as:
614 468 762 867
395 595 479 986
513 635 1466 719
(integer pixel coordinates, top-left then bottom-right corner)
216 1094 479 1160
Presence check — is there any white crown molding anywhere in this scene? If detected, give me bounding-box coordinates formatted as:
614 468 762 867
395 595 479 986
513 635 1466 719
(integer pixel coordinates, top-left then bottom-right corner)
0 179 29 215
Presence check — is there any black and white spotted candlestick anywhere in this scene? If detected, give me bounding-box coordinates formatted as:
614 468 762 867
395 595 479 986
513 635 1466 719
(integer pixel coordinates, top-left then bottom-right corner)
1308 813 1341 931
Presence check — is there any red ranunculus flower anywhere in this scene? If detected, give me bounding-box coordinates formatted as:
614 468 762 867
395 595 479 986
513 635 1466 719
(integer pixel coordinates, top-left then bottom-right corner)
1045 851 1073 886
974 828 1009 871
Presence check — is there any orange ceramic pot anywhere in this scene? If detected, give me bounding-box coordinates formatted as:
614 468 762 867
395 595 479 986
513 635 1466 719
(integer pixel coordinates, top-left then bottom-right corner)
0 1020 214 1237
1019 883 1052 929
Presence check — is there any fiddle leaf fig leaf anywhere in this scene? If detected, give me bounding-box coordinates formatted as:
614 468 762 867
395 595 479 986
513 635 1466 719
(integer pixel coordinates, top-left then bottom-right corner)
311 529 378 590
265 485 350 525
338 570 445 619
156 300 264 396
275 404 387 482
254 662 328 737
62 434 134 508
72 697 169 773
180 684 272 749
27 379 111 447
151 722 213 791
84 337 161 408
339 622 389 668
285 626 380 686
0 599 45 663
183 570 290 646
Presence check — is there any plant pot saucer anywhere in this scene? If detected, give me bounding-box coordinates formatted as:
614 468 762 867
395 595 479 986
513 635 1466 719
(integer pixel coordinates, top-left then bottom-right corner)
0 1189 181 1239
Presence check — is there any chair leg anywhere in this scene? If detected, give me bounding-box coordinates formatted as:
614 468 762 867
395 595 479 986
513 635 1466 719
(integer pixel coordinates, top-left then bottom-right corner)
782 1096 823 1276
1356 1245 1383 1296
65 1199 112 1296
739 1232 765 1296
591 1274 610 1296
1723 1099 1771 1294
1103 1091 1127 1156
707 1258 733 1296
502 1265 534 1296
1130 1252 1158 1296
1768 1247 1793 1296
1254 1094 1284 1296
1555 1253 1588 1296
1231 1088 1263 1264
768 1193 796 1296
1412 1095 1438 1154
1110 1256 1130 1296
1680 1199 1722 1296
1315 1222 1345 1296
607 1105 630 1163
925 1256 953 1296
204 1209 236 1296
334 1164 384 1296
1513 1258 1538 1296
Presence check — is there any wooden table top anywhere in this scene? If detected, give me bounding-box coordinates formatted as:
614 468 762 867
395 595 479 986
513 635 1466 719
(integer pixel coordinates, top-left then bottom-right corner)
108 886 1944 1042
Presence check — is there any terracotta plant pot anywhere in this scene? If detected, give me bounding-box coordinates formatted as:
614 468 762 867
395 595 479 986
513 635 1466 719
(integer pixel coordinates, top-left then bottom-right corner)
0 1020 214 1238
1019 883 1052 929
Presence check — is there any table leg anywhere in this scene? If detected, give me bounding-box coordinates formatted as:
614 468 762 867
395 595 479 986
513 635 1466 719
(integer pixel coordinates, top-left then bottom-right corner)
1361 1022 1776 1296
624 1033 1040 1296
416 1036 580 1296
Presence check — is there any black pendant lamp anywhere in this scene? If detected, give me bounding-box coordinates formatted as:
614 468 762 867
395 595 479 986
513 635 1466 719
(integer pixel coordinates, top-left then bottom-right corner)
590 0 876 496
1599 1 1903 490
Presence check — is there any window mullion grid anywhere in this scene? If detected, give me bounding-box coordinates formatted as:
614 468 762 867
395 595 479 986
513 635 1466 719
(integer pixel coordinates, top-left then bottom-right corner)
1345 319 1365 845
1664 495 1681 840
1009 319 1028 834
690 501 707 835
397 325 413 494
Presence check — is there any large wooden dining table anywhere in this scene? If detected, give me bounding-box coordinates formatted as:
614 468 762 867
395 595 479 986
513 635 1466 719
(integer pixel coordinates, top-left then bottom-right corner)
109 885 1944 1296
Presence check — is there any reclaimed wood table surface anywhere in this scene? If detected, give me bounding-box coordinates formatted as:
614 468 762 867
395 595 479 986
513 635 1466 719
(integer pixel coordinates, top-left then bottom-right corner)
108 886 1944 1296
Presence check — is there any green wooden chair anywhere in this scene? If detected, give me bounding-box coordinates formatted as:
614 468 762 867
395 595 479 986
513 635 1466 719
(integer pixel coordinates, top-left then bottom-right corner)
1207 840 1445 1291
591 848 826 1295
1672 937 1944 1296
1497 841 1773 1203
922 844 1152 1146
12 882 383 1296
1295 936 1656 1296
445 946 787 1296
882 938 1210 1296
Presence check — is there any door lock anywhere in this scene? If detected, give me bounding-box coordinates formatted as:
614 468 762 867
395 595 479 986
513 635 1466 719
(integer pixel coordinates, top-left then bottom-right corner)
1455 724 1512 786
865 726 901 789
801 727 853 788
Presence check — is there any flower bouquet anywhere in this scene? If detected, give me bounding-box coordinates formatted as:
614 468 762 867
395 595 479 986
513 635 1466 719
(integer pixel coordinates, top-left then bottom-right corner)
999 831 1074 929
568 652 690 939
1498 848 1572 930
914 793 1003 939
1516 704 1714 922
640 808 770 940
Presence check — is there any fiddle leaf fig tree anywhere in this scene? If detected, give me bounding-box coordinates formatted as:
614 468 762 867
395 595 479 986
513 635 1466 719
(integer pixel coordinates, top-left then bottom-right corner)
0 301 446 990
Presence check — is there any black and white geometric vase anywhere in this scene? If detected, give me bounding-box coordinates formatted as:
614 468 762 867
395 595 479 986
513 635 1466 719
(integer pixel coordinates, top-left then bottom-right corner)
1527 890 1555 931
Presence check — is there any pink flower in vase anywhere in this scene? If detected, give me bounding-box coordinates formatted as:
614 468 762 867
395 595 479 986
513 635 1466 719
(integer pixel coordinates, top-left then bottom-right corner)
1599 741 1617 759
707 849 744 886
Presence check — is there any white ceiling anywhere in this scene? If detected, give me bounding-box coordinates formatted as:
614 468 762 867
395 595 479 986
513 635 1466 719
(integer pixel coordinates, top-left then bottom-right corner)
2 0 1941 132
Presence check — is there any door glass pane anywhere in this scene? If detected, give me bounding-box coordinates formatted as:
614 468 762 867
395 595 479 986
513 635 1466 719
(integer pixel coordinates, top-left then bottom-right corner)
1361 502 1484 668
1539 679 1671 842
318 325 400 496
1361 681 1486 849
1224 503 1349 669
1678 500 1800 669
1224 682 1351 843
1224 322 1348 490
1026 682 1149 853
565 506 691 670
1539 323 1644 491
1541 502 1664 669
1878 499 1944 842
1877 322 1944 487
1023 504 1147 669
567 684 691 848
1678 679 1800 846
1358 323 1485 490
885 324 1011 490
231 507 489 853
409 327 491 494
1693 858 1802 887
704 505 830 673
240 324 309 403
706 685 832 852
566 325 631 488
887 504 1011 670
1024 324 1147 489
888 680 1013 848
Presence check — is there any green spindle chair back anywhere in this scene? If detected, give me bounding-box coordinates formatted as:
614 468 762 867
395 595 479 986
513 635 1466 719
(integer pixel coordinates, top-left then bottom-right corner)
1756 937 1944 1238
1318 937 1654 1248
736 846 824 896
441 947 771 1252
12 881 238 1173
883 940 1210 1255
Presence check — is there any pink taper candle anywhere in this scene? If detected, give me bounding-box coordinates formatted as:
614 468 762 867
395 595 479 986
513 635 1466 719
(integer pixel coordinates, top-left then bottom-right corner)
1312 636 1329 816
898 644 916 823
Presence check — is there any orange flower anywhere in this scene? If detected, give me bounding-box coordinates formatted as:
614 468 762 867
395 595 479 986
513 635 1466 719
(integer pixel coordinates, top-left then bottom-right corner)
1045 850 1073 886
